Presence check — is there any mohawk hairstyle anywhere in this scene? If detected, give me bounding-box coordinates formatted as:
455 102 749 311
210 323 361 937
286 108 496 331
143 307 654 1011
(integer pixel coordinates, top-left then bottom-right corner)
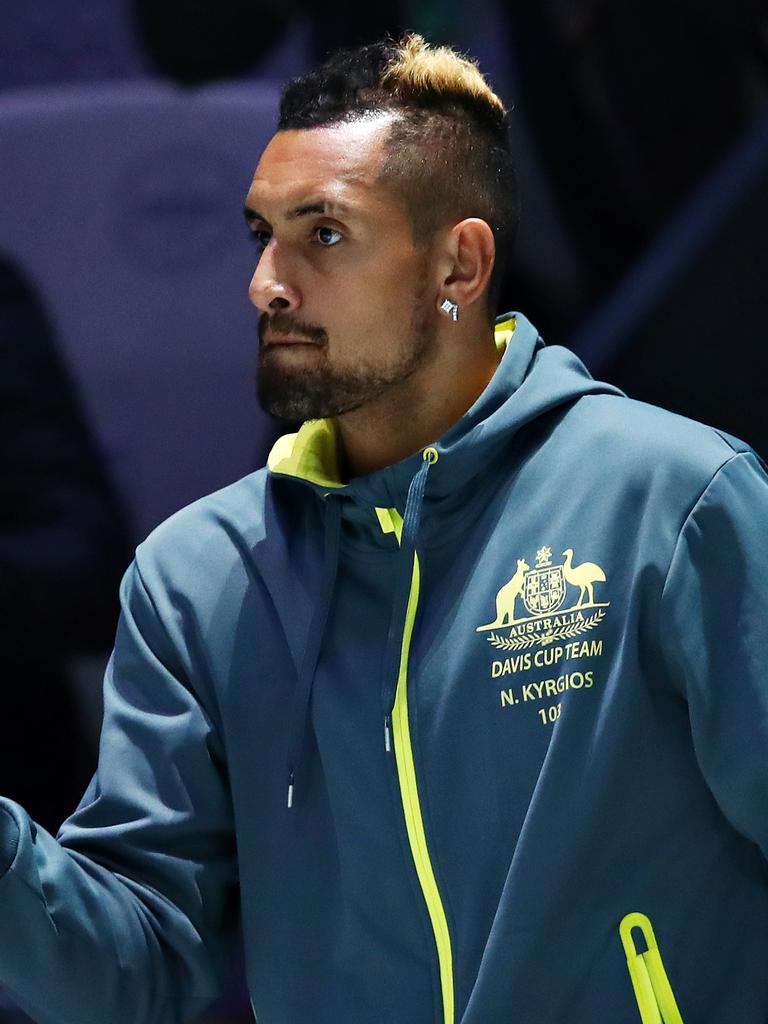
278 34 519 318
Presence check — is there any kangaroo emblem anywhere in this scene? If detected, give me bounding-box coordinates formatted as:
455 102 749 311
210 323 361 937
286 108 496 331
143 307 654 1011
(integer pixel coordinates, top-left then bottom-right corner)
477 559 530 629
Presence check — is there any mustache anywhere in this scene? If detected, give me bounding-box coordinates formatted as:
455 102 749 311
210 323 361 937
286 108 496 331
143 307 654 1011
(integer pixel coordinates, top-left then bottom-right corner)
259 312 327 345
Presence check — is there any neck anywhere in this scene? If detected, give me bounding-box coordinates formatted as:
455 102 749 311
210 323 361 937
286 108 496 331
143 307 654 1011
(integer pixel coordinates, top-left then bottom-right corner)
336 322 502 479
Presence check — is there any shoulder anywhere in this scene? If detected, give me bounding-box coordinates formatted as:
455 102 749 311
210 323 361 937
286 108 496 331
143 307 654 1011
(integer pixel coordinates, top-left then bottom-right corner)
562 391 758 492
132 468 275 594
534 390 768 542
119 466 321 659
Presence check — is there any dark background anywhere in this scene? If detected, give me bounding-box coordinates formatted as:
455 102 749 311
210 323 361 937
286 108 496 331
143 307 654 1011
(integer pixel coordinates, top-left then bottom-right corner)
1 1 767 1020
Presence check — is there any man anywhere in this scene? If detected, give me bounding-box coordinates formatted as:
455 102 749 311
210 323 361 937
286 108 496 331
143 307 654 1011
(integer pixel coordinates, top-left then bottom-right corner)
1 33 767 1024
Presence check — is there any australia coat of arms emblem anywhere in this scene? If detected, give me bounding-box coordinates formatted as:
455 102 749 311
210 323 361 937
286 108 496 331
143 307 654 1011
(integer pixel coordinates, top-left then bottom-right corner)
476 546 610 649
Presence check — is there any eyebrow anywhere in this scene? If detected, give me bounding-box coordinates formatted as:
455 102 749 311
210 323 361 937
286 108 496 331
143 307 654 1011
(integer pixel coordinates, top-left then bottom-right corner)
243 200 354 225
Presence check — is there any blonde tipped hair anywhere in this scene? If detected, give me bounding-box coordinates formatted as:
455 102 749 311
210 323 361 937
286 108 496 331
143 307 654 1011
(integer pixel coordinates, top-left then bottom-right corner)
279 34 518 316
382 33 506 119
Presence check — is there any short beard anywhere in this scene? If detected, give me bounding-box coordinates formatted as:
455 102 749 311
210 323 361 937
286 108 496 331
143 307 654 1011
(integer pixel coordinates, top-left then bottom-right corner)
256 277 435 423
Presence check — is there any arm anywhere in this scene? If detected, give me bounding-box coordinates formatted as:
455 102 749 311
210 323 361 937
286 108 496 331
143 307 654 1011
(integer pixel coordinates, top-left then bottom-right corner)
659 450 768 852
0 561 238 1024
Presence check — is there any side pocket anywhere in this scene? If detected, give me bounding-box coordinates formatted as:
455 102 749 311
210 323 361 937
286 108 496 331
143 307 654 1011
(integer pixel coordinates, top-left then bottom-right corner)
620 913 684 1024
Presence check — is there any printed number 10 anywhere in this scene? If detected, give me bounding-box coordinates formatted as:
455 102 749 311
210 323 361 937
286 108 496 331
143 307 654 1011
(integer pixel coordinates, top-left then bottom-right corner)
538 704 562 725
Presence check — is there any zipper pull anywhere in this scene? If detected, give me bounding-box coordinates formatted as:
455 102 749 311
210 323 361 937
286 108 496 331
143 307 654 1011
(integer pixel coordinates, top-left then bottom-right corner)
620 913 683 1024
384 715 392 753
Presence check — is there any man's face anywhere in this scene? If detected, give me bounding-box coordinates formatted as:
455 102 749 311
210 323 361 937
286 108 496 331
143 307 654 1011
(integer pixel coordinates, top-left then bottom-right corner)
245 115 439 422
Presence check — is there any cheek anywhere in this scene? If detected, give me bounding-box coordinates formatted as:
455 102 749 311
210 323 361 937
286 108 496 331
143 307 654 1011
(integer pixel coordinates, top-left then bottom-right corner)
363 249 432 307
309 242 432 330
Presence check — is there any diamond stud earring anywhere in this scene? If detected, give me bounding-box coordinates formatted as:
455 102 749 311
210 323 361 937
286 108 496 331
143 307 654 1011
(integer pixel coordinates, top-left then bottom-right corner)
440 298 459 321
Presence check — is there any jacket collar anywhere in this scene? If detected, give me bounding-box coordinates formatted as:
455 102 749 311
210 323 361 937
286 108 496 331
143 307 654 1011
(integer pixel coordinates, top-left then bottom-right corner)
267 311 621 510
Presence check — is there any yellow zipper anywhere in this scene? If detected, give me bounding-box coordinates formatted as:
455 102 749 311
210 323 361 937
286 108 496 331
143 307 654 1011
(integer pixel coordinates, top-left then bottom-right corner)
376 504 455 1024
620 913 684 1024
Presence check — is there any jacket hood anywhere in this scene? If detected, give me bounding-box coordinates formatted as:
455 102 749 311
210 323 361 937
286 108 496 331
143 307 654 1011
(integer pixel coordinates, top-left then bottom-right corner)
266 312 622 507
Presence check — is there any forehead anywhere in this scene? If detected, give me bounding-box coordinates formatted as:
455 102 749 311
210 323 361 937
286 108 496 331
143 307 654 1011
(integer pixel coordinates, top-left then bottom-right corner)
246 115 399 216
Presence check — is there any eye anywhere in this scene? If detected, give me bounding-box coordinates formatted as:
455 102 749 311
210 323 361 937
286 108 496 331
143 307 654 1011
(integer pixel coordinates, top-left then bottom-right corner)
250 229 271 249
315 225 343 247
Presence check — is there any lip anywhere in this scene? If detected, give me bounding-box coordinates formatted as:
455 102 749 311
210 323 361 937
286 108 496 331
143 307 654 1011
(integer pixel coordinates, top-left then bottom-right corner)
263 336 318 346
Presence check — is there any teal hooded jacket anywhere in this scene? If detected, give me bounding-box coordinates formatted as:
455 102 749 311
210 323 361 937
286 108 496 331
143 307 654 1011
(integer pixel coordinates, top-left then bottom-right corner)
1 312 768 1023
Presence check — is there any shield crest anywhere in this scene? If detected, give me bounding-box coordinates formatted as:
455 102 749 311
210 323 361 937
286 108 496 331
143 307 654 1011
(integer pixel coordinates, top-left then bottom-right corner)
522 565 566 616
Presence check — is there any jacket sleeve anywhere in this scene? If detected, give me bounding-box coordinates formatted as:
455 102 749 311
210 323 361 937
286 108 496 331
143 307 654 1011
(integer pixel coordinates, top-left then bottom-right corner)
0 559 239 1024
659 449 768 854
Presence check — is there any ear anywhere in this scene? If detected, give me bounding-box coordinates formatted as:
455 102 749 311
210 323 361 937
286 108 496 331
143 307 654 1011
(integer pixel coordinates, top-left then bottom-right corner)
439 218 496 310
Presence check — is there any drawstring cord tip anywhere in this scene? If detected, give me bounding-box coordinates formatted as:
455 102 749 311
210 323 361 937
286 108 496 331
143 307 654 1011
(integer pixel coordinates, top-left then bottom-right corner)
384 716 392 753
287 772 295 809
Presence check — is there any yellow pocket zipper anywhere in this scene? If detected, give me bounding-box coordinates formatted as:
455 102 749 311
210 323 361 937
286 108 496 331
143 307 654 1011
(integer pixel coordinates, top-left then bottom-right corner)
620 913 684 1024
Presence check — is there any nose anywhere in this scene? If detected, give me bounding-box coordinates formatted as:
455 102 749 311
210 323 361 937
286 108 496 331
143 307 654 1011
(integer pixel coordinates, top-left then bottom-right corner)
248 242 301 314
